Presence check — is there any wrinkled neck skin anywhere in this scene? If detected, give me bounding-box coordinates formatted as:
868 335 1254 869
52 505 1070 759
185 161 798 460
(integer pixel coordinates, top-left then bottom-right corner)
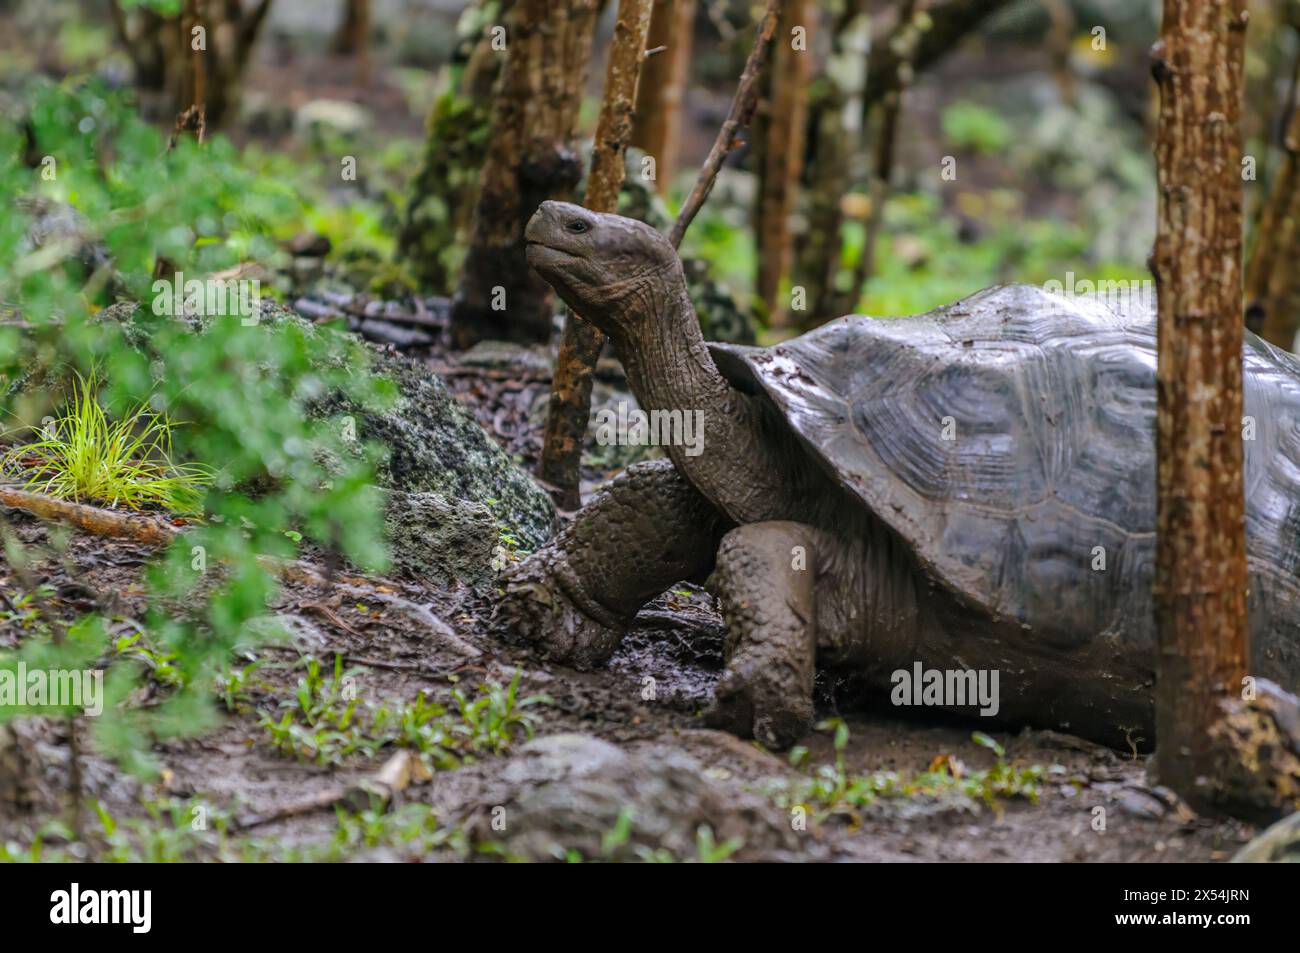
603 267 795 526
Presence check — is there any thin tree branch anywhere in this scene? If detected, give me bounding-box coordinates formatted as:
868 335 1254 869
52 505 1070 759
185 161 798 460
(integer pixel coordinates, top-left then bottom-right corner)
668 0 783 249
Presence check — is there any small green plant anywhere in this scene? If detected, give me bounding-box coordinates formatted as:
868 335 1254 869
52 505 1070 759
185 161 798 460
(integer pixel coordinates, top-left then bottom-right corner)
0 796 464 863
112 627 184 688
450 669 549 754
260 659 549 767
215 657 270 713
0 585 55 633
259 654 369 764
2 374 213 515
485 498 531 569
776 720 1049 823
692 825 743 863
576 809 744 864
329 800 462 857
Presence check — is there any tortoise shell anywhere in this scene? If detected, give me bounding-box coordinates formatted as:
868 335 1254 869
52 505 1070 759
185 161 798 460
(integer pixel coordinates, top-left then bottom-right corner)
709 284 1300 681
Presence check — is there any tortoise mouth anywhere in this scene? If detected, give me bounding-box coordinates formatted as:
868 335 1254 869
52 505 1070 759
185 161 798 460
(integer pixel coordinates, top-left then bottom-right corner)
525 240 582 272
525 239 576 254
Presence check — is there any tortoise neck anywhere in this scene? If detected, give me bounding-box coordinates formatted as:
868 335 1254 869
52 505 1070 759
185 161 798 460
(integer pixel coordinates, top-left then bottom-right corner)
610 276 790 524
615 282 725 418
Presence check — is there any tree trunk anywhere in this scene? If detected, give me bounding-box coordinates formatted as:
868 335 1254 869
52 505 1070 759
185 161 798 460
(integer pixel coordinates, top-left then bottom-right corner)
794 2 868 327
537 0 655 510
832 0 930 323
330 0 371 83
109 0 274 129
1150 0 1250 811
180 0 207 125
398 0 511 293
756 0 810 328
449 0 599 349
1247 97 1300 347
669 0 782 249
796 76 850 325
630 0 696 194
1043 0 1076 106
331 0 370 54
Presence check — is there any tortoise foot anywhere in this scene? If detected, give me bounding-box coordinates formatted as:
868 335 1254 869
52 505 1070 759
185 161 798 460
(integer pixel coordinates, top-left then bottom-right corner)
705 654 813 749
497 555 626 669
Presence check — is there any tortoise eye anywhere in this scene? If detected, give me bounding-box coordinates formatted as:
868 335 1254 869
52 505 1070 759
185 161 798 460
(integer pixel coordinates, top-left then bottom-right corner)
565 220 589 234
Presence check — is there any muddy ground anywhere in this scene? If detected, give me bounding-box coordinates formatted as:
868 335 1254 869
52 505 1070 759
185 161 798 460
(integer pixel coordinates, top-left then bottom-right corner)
0 343 1259 863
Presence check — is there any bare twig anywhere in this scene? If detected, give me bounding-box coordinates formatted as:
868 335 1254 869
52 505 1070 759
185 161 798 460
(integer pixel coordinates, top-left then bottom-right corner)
668 0 783 249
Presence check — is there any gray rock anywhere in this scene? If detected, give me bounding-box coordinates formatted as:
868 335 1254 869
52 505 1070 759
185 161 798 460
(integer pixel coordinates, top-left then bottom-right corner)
466 733 806 862
383 490 496 586
318 323 556 554
1115 787 1166 820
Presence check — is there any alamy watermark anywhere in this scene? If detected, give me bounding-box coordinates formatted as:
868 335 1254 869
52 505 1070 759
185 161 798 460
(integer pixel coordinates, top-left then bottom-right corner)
152 270 261 325
50 883 151 933
594 402 704 457
1042 272 1154 313
890 662 1000 717
0 662 104 716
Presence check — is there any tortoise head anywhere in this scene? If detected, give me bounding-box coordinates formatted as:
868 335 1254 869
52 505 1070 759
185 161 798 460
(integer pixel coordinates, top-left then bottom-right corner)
525 201 682 335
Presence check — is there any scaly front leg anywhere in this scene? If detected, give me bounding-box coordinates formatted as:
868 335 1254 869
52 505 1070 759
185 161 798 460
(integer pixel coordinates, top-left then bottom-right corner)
498 459 725 668
705 521 820 748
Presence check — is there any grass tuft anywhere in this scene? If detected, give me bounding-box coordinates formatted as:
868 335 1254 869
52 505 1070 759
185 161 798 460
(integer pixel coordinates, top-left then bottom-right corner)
2 373 213 515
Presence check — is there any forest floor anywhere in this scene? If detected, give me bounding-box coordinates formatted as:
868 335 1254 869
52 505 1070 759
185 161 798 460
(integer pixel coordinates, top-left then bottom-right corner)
0 341 1260 863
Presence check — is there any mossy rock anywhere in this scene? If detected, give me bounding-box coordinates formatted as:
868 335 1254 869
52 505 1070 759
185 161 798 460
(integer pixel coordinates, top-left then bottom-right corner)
7 300 556 585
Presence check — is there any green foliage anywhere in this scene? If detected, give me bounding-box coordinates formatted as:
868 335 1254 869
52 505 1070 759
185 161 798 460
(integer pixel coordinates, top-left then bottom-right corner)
677 204 757 302
691 825 744 864
329 800 463 858
259 658 549 767
776 720 1049 823
0 584 55 634
941 101 1013 155
2 372 213 514
0 80 393 778
843 192 1139 317
116 0 183 13
678 181 1141 335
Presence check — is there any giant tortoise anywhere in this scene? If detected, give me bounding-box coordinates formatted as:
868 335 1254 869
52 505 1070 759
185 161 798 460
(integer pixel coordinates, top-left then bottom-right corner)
501 200 1300 749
